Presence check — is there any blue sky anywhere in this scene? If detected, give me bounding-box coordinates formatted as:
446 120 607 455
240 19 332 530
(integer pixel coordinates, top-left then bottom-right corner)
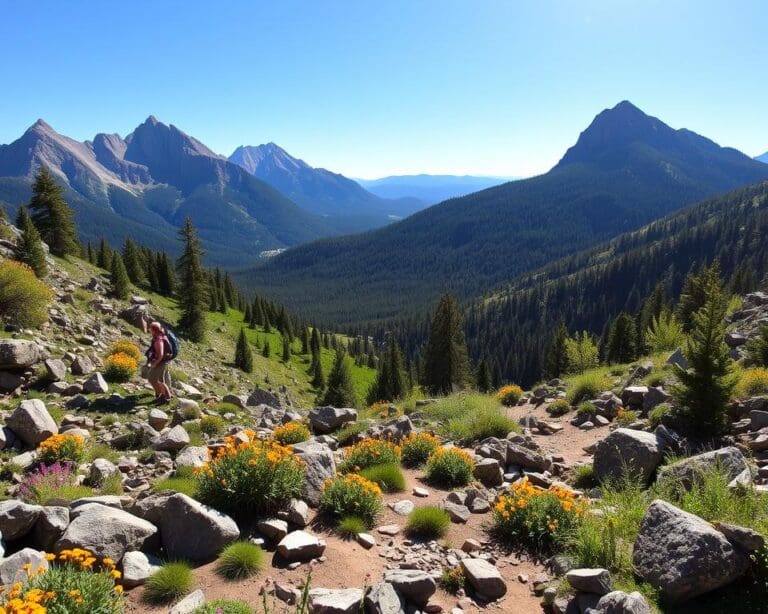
1 0 765 178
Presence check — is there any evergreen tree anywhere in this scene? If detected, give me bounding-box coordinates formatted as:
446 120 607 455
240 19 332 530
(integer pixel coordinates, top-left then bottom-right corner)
262 339 271 358
677 262 723 331
122 239 146 286
86 241 95 264
565 332 600 373
543 320 569 379
605 312 638 364
311 328 321 356
282 335 291 362
264 313 272 333
176 217 208 342
109 253 130 300
421 293 470 395
243 304 252 324
747 323 768 367
27 167 79 257
14 206 48 278
97 238 113 271
321 349 357 407
366 336 407 404
234 328 254 373
475 359 492 393
301 327 310 354
673 283 734 438
311 356 326 389
157 252 176 296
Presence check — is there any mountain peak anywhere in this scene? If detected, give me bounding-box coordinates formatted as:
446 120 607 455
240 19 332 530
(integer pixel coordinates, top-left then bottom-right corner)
26 118 56 135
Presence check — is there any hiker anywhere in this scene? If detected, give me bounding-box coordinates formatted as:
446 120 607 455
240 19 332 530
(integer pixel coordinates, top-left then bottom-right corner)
146 321 173 403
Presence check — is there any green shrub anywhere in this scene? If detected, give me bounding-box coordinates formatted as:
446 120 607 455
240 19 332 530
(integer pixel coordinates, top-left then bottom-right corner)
216 541 265 579
735 368 768 398
496 384 523 406
272 421 311 444
335 422 368 446
439 566 466 594
193 600 253 614
144 562 194 604
614 408 638 427
546 399 571 417
200 415 225 436
196 434 304 517
0 260 53 327
180 403 202 420
648 403 672 429
576 402 597 418
567 371 609 405
425 447 474 487
320 473 383 527
337 515 367 539
341 437 401 471
445 408 517 443
572 464 597 489
169 367 189 384
406 506 450 538
401 432 441 467
359 463 406 492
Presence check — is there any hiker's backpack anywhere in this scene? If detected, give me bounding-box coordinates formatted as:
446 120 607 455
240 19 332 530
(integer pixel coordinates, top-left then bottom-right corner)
165 329 180 361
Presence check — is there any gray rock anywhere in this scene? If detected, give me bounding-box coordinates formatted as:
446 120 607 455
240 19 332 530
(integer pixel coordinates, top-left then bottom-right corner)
246 388 282 408
169 589 205 614
33 506 69 550
71 355 95 375
129 491 174 526
293 441 336 506
83 372 109 394
750 410 768 430
122 551 162 588
365 581 405 614
150 424 190 451
309 406 357 433
506 442 548 471
714 522 766 552
632 500 750 602
287 498 310 527
666 349 688 370
473 457 503 487
0 548 48 585
442 500 471 523
593 428 663 485
0 500 42 540
565 568 612 595
0 371 23 392
148 408 169 430
461 558 507 600
392 500 414 515
161 493 240 561
384 569 437 606
258 518 289 541
55 503 157 563
175 445 209 469
277 530 326 562
6 399 58 446
591 591 653 614
44 359 67 382
89 458 119 485
642 387 671 412
0 339 42 369
309 588 364 613
222 393 248 409
656 447 749 491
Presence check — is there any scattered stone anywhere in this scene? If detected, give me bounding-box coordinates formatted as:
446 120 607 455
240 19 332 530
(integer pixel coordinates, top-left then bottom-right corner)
309 406 357 433
82 372 109 394
309 588 364 614
0 340 42 369
258 519 289 541
150 424 190 451
591 591 653 614
175 446 209 469
160 494 240 561
413 487 429 497
473 457 504 487
714 522 766 552
293 441 336 506
392 500 415 515
593 428 663 485
122 551 162 588
357 533 375 549
169 589 205 614
287 498 310 527
461 558 507 600
384 569 437 606
377 524 401 536
656 446 749 490
461 538 482 553
566 568 612 595
277 530 327 562
365 581 404 614
0 500 42 540
0 548 48 585
33 506 69 550
6 399 58 446
442 501 470 523
89 458 119 485
71 355 95 375
148 408 169 430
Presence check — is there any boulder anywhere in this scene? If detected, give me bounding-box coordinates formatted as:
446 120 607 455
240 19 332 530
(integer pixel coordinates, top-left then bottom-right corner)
293 441 336 506
287 498 310 527
55 503 157 563
642 387 671 412
5 399 58 446
593 428 663 485
89 458 119 485
632 500 750 602
750 410 768 430
442 500 470 523
82 372 109 394
0 548 48 585
473 457 504 487
383 569 437 606
222 394 248 409
169 589 205 614
150 424 190 452
714 522 766 552
656 447 749 490
0 339 41 369
148 408 169 430
506 442 548 471
0 500 42 541
277 530 326 562
175 445 209 469
309 588 364 613
71 355 95 375
591 591 652 614
258 518 289 541
33 506 69 550
365 581 405 614
246 388 282 408
565 568 612 595
122 551 162 588
309 406 357 433
0 371 23 392
461 558 507 600
160 493 240 561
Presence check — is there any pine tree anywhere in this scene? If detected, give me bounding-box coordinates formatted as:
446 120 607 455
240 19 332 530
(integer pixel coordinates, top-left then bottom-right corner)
158 252 176 296
234 328 254 373
677 262 723 331
282 335 291 362
86 241 95 264
605 312 638 364
321 349 357 407
122 238 147 286
14 206 48 278
27 167 79 257
110 253 130 300
366 336 407 404
476 359 492 393
262 339 271 358
747 323 768 367
176 217 208 342
243 304 252 324
311 328 321 356
311 356 326 389
421 293 470 395
301 327 310 354
543 320 569 379
97 238 112 271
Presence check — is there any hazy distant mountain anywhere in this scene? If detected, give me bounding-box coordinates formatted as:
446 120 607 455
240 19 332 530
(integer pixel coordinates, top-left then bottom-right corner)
240 101 768 326
0 118 336 266
357 174 514 204
757 151 768 164
229 144 424 233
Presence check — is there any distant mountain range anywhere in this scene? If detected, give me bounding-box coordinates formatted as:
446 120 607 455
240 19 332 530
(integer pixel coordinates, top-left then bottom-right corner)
757 151 768 164
228 144 424 234
239 101 768 326
356 175 514 205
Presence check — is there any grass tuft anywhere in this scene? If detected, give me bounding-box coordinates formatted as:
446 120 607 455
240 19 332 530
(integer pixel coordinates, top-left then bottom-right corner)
144 562 194 604
337 515 367 539
406 506 451 539
216 541 265 580
359 463 406 492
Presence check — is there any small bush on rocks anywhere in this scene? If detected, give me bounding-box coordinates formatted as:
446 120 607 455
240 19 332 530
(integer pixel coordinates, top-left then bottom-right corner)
320 473 383 527
216 541 265 579
425 447 475 487
401 432 441 467
546 399 571 416
572 464 597 489
567 371 609 405
497 384 523 406
735 367 768 398
272 421 311 445
359 463 406 492
144 562 194 604
200 415 225 436
107 339 142 362
439 565 466 594
648 403 672 429
39 433 85 464
103 352 138 383
337 515 367 539
0 260 53 327
576 402 597 418
196 430 305 516
614 408 638 427
341 437 401 471
406 506 451 539
335 422 368 446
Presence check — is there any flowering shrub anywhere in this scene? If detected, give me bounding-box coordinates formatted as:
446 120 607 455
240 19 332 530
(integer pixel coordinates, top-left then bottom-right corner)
0 548 123 614
614 408 638 427
103 352 138 383
439 565 466 594
200 415 225 436
320 473 383 527
272 422 311 445
19 462 91 505
341 437 401 472
39 434 85 464
493 478 586 551
497 384 523 406
368 401 397 420
196 430 304 516
0 260 53 328
401 432 441 467
425 447 475 487
735 368 768 398
107 339 142 362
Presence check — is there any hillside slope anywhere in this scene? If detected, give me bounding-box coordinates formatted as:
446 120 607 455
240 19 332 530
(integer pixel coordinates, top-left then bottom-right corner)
357 174 512 204
240 101 768 326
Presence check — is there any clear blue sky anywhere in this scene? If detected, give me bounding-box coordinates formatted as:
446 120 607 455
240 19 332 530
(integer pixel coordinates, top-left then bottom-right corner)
1 0 765 178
